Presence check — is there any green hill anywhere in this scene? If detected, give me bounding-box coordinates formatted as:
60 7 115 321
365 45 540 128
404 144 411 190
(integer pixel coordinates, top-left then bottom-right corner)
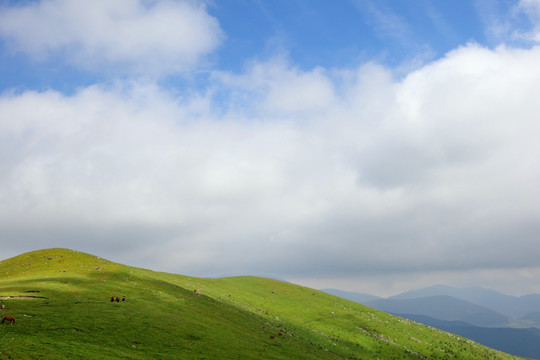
0 249 524 359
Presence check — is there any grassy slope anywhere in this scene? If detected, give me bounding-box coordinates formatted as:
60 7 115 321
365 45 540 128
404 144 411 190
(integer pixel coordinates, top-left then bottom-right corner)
0 249 524 360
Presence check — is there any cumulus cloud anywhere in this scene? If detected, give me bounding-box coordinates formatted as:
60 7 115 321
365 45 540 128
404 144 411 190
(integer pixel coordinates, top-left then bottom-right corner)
2 40 540 294
0 0 223 75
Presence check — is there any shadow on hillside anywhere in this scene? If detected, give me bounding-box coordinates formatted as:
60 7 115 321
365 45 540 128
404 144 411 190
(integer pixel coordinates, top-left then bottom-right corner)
0 271 202 303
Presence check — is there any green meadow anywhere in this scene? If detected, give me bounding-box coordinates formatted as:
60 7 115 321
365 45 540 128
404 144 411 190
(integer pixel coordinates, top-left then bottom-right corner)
0 249 524 359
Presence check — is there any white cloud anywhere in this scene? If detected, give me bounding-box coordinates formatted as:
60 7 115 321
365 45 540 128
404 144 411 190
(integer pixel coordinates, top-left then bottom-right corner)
478 0 540 45
214 58 336 113
515 0 540 41
2 42 540 294
0 0 223 75
352 0 415 47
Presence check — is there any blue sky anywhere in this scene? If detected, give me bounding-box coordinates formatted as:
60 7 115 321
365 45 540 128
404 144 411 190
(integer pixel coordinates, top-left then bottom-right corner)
0 0 522 92
1 0 540 296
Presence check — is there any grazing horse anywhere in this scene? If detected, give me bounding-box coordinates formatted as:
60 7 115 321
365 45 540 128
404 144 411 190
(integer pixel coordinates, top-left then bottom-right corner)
2 316 15 325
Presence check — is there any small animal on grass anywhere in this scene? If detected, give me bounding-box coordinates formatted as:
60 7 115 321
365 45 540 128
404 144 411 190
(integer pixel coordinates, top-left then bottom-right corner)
116 296 120 302
111 296 115 302
2 316 15 325
122 296 126 301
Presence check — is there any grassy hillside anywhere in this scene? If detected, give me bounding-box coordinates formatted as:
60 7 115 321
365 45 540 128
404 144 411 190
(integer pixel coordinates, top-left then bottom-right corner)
0 249 524 359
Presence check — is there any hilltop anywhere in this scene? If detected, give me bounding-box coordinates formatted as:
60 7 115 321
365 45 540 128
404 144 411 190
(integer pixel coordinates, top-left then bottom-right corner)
0 249 524 359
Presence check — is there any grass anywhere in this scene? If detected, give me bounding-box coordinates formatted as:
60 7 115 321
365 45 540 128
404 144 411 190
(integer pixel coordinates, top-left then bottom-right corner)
0 248 526 359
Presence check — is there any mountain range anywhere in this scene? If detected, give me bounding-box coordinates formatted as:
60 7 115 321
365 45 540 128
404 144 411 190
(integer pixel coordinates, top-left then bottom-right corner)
386 284 540 318
323 285 540 359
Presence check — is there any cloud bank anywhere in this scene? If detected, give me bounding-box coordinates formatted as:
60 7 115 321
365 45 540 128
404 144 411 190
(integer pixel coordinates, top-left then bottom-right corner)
2 41 540 292
0 0 222 74
1 0 540 296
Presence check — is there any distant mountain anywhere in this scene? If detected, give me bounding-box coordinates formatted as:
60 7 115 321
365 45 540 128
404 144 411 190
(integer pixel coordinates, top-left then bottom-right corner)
522 311 540 322
366 295 509 327
321 288 381 304
389 284 540 318
520 311 540 327
324 284 540 358
398 313 540 360
514 294 540 318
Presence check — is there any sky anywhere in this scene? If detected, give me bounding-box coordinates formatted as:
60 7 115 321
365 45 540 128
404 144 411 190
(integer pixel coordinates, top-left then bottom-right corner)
1 0 540 297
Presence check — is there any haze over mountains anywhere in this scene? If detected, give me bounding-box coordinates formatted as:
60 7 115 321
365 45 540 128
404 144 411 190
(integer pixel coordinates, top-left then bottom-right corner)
385 284 540 318
323 284 540 359
370 295 509 328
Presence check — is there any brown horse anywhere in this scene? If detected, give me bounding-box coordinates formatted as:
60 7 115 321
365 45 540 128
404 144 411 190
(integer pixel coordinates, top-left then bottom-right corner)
2 316 15 324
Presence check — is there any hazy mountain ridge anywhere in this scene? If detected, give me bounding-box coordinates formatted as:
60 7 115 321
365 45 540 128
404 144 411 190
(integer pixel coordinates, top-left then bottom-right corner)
325 284 540 322
387 284 540 318
322 285 540 359
521 311 540 327
367 295 509 327
321 288 382 304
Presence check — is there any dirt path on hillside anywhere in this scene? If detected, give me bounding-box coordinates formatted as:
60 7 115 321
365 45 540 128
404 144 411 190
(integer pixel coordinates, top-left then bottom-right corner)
0 296 48 299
